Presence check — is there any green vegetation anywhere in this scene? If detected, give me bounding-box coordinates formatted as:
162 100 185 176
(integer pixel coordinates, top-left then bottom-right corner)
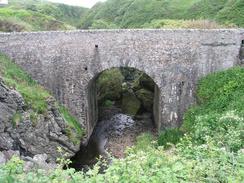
79 0 243 28
0 53 49 114
1 0 243 32
97 68 124 104
142 19 231 29
0 67 243 182
0 0 88 32
12 112 22 127
59 106 85 144
0 53 84 141
158 128 183 148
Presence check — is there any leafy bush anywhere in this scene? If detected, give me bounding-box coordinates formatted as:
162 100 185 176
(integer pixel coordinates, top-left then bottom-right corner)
97 68 124 104
158 128 183 148
0 17 32 32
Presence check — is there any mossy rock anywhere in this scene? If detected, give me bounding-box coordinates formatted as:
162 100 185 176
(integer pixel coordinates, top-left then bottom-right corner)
139 74 155 92
131 73 155 92
135 89 154 112
121 91 141 116
97 68 124 104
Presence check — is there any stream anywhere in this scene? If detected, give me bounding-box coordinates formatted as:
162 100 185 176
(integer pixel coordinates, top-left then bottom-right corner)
70 111 155 171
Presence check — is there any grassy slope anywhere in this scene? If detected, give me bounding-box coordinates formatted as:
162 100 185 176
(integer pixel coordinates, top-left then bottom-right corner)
0 0 88 32
0 67 243 182
80 0 244 28
80 0 196 28
1 0 243 31
0 53 84 143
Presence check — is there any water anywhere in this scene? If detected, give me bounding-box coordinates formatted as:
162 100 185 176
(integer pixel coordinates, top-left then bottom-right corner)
70 110 156 171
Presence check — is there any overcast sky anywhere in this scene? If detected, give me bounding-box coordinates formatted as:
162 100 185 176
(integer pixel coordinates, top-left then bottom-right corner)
48 0 106 8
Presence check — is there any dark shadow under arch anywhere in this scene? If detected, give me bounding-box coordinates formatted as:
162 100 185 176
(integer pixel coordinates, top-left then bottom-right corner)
87 66 161 138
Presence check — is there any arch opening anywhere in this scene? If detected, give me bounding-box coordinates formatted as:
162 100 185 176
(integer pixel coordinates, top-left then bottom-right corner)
70 67 160 171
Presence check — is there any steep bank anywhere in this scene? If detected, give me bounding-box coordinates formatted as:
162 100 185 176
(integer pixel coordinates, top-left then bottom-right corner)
0 54 84 165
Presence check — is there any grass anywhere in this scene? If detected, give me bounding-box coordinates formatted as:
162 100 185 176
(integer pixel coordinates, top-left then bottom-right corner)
59 106 85 144
12 112 22 127
0 0 88 32
0 53 50 114
0 53 85 142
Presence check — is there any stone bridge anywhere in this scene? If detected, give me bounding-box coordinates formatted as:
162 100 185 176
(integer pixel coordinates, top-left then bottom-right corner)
0 29 243 139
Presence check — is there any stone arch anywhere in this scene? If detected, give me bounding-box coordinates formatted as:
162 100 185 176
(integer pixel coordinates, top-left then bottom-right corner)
85 66 161 138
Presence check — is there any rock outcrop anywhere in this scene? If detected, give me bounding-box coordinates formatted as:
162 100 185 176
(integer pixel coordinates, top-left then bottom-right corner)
0 80 80 164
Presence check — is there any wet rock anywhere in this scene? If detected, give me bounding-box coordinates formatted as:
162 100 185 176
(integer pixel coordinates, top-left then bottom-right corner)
109 114 135 136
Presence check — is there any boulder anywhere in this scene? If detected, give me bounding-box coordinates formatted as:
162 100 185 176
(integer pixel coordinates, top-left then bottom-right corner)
135 89 154 112
121 91 141 116
22 154 57 172
139 74 155 92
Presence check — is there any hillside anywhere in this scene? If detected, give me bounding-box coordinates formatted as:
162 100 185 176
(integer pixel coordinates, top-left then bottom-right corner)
1 0 244 32
0 0 243 32
0 0 88 32
80 0 244 29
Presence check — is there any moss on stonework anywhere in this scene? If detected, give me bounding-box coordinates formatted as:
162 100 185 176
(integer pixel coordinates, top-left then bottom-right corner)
12 112 22 128
59 106 85 144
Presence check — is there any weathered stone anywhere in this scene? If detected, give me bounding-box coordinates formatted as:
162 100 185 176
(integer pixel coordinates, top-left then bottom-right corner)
0 80 80 162
23 161 35 172
0 29 243 138
2 150 20 160
0 151 6 165
22 154 57 171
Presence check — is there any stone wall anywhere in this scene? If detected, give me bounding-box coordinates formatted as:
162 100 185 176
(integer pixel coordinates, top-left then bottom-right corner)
0 29 243 138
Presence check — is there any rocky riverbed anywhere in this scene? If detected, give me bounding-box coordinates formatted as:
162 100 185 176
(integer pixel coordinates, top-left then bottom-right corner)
70 108 156 170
